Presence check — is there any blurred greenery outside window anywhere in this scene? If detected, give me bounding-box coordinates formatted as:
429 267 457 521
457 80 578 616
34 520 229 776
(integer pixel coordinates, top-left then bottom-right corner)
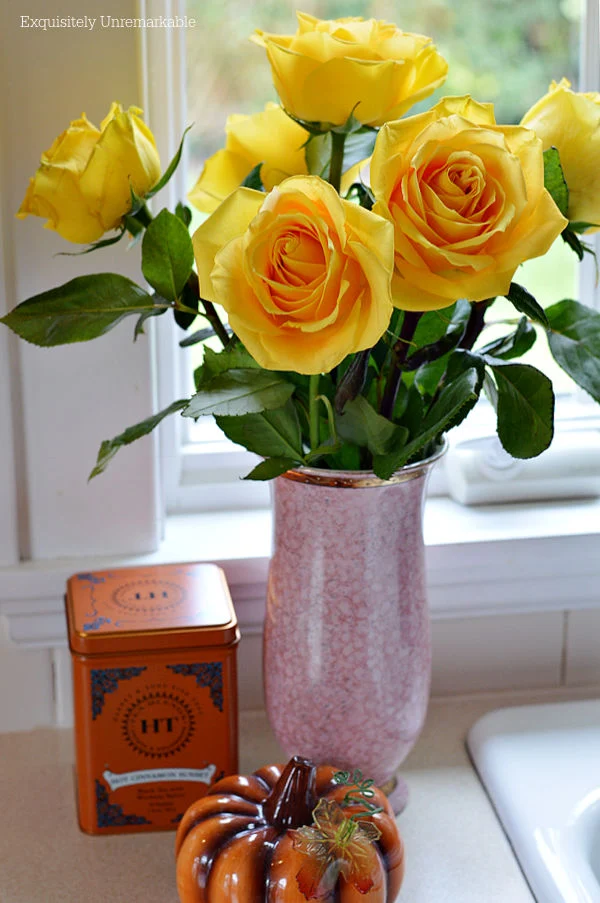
183 0 584 445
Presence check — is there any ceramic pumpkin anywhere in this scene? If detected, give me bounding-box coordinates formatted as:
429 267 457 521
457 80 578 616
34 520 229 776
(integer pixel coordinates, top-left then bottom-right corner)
175 756 405 902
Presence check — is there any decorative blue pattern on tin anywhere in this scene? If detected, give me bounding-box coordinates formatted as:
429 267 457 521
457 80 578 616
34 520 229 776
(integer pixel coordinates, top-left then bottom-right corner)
90 667 147 719
83 616 112 631
167 662 223 712
77 573 105 583
95 780 151 828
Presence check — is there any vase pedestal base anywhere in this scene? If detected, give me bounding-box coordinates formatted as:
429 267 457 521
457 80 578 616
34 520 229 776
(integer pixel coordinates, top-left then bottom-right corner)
380 774 409 815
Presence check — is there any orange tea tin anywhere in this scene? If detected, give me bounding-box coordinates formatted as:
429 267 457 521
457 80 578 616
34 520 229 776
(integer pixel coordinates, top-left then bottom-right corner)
65 562 239 835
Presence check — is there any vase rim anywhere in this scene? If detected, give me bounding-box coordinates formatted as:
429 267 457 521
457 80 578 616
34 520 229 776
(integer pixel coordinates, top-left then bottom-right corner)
282 438 447 488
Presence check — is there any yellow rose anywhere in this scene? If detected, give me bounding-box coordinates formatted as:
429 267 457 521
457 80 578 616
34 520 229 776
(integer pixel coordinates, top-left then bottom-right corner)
188 103 308 214
252 12 448 128
192 175 394 374
521 79 600 232
370 96 568 311
18 103 161 244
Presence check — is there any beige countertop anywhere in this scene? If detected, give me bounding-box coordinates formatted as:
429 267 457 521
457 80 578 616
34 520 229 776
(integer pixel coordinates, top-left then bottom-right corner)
3 691 579 902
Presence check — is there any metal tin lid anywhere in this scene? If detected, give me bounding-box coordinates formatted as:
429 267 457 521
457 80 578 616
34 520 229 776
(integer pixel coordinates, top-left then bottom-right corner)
65 563 238 655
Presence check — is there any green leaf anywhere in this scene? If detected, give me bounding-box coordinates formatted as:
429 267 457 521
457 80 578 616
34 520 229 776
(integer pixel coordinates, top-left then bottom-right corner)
58 226 127 256
179 324 232 348
478 317 537 360
569 221 600 234
543 147 569 217
373 368 480 478
243 457 298 480
216 400 304 460
146 125 192 199
173 280 199 331
336 396 404 456
490 362 554 458
89 399 188 479
175 202 192 227
242 163 264 190
305 438 342 464
405 299 470 371
183 369 295 418
141 209 194 303
505 283 549 328
305 128 376 183
0 274 156 346
546 299 600 403
561 227 586 261
197 344 260 383
134 303 167 340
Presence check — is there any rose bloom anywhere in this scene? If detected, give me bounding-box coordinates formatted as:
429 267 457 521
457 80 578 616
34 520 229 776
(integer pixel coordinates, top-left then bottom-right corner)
189 103 309 214
18 103 161 244
370 96 568 311
252 12 447 128
521 79 600 232
189 102 363 214
192 175 394 374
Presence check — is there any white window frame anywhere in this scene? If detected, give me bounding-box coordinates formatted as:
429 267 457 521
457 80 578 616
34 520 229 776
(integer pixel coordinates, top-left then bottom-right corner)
144 0 600 515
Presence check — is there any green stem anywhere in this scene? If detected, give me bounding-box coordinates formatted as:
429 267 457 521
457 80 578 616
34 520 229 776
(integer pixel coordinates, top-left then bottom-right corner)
328 132 346 193
187 271 230 348
309 373 320 451
380 311 422 419
132 203 153 229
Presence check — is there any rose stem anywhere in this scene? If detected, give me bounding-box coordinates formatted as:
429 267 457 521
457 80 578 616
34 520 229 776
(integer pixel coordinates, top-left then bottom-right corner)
459 298 495 350
329 131 347 194
187 271 230 348
380 311 422 419
309 373 320 452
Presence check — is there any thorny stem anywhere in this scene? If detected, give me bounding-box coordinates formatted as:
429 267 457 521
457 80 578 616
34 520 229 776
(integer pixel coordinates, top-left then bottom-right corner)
380 311 422 419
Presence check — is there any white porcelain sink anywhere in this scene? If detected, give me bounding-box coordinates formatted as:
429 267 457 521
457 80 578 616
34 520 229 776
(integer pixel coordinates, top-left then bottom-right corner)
468 700 600 902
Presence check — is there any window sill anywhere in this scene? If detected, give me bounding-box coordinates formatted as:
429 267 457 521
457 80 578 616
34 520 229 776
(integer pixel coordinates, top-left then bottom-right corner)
0 496 599 648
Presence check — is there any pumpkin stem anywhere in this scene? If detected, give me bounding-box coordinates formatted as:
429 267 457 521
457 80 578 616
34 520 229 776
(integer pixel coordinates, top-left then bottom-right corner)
264 756 316 831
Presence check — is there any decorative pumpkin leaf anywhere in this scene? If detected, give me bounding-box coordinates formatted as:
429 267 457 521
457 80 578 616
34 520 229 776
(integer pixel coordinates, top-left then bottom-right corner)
141 209 194 303
243 457 299 480
0 274 156 346
146 125 192 199
490 362 554 458
374 368 480 478
216 401 304 460
505 283 549 328
478 317 536 360
89 399 188 479
543 147 569 217
336 396 405 456
546 299 600 403
184 369 295 418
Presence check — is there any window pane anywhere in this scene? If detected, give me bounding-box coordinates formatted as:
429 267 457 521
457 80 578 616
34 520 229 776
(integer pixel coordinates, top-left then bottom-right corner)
183 0 583 439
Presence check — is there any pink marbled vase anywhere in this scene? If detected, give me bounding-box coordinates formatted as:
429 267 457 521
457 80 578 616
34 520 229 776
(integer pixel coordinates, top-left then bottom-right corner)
264 446 445 813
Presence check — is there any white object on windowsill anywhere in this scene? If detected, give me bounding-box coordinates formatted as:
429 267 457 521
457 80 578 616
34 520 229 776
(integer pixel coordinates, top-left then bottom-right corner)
444 429 600 505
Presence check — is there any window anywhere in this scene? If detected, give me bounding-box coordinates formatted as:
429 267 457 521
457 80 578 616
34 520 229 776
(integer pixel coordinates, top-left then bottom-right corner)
152 0 600 513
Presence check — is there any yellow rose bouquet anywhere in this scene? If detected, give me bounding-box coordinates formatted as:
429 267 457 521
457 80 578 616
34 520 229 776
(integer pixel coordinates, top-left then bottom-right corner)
3 13 600 481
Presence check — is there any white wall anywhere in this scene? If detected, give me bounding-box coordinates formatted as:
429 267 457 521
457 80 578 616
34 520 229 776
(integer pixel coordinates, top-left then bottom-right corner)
0 0 161 560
